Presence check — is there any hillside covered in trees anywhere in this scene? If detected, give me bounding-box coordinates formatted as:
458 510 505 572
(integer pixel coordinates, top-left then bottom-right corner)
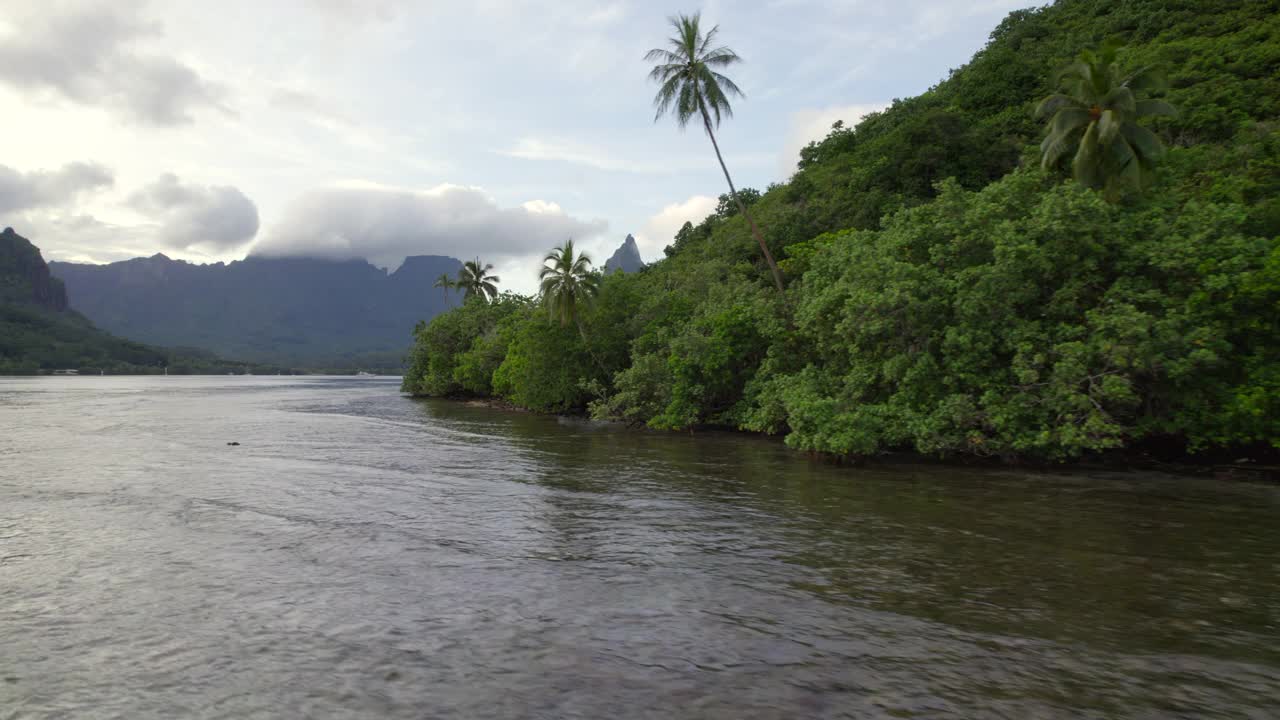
403 0 1279 462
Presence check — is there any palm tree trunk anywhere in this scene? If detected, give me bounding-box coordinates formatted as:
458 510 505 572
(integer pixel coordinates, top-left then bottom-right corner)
701 110 786 297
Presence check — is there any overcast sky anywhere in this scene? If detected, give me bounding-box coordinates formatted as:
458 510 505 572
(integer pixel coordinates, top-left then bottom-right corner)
0 0 1027 292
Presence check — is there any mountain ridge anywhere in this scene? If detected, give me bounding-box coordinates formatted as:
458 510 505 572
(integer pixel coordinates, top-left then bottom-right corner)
1 228 282 374
50 251 463 368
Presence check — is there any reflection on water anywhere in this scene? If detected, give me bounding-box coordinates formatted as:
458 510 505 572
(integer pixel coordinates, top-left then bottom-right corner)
1 376 1276 718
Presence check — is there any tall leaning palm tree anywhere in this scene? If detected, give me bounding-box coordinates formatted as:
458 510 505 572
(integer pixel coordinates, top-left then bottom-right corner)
456 259 499 302
1036 41 1176 196
433 272 455 306
645 12 785 296
540 239 605 373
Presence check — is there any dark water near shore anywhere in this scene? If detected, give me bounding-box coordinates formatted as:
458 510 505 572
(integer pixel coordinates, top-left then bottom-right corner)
1 376 1277 719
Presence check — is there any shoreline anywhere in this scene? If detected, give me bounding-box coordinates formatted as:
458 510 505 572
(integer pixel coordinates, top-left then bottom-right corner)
407 393 1280 483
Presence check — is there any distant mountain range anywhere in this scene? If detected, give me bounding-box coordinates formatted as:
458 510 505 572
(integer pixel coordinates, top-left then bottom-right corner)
50 252 462 369
1 227 276 374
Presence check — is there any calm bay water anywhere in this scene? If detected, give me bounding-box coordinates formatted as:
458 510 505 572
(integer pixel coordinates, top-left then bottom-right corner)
1 376 1277 719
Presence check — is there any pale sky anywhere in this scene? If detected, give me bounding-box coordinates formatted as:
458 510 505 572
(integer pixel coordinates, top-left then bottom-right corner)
0 0 1027 292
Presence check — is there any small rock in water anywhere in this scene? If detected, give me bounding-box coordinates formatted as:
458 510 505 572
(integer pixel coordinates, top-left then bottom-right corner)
227 441 240 446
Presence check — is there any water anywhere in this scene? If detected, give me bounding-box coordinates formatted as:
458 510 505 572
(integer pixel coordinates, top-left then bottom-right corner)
1 376 1277 719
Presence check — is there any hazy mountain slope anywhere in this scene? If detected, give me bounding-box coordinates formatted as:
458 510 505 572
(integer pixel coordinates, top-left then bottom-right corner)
1 227 268 374
50 253 463 368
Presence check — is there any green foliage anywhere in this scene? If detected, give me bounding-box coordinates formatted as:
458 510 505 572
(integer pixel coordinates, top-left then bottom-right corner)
1036 41 1176 195
492 317 591 412
402 0 1279 462
401 294 528 396
714 188 761 218
646 11 788 295
645 11 743 131
762 171 1277 458
539 240 600 327
457 259 500 302
433 272 456 305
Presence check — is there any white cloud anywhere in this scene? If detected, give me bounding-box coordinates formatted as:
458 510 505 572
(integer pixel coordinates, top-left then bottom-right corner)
0 2 227 126
268 88 386 151
126 173 260 251
13 212 159 266
251 183 608 274
632 194 719 260
500 137 632 172
0 162 114 213
779 103 888 177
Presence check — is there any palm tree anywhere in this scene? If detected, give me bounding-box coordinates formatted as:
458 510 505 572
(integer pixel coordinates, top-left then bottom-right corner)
1036 41 1176 195
456 259 499 302
645 12 785 296
540 239 606 373
433 272 455 306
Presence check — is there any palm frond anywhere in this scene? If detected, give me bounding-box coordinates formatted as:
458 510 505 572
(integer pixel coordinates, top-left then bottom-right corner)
1135 98 1177 118
1101 86 1136 114
1121 123 1165 162
1124 66 1168 94
1097 109 1120 146
643 48 684 64
1048 107 1091 137
702 47 740 67
709 70 743 98
1035 93 1085 118
1073 123 1103 189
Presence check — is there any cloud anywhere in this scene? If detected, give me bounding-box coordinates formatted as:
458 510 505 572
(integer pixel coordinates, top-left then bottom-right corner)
780 103 888 176
0 2 226 125
0 162 114 213
12 212 153 265
251 183 608 271
269 88 385 151
498 136 771 176
632 194 719 260
127 174 260 251
500 137 633 172
303 0 405 23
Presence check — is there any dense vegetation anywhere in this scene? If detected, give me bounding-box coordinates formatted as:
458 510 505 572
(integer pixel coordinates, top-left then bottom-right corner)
403 0 1279 462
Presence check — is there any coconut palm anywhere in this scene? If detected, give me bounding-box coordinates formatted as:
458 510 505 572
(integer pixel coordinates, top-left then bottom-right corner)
540 239 605 373
645 12 785 296
433 272 455 306
456 259 499 302
1036 41 1176 195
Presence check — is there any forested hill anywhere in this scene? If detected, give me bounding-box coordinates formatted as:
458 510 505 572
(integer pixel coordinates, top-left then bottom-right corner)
51 253 463 369
402 0 1279 463
0 228 283 374
1 226 68 311
732 0 1279 249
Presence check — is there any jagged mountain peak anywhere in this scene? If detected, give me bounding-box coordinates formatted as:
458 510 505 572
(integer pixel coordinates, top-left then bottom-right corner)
604 234 644 274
